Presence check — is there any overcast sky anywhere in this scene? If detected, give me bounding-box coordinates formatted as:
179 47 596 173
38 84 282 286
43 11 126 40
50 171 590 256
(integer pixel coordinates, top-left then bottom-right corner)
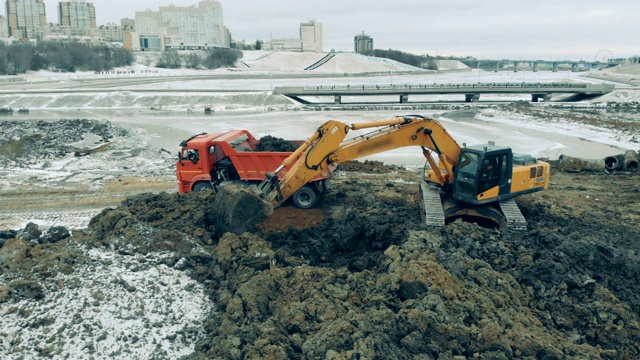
6 0 637 60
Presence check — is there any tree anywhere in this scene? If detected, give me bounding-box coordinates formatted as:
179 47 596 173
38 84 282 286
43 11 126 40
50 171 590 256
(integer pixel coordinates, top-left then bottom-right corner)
184 52 202 69
156 49 182 68
203 48 242 69
255 40 262 50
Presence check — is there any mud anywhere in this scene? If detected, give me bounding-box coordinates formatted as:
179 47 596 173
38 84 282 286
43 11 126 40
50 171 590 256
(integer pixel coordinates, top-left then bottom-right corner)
2 117 640 358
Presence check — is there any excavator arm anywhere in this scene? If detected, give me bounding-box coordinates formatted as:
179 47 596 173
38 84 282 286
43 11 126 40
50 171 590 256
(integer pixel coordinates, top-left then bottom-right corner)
258 116 462 206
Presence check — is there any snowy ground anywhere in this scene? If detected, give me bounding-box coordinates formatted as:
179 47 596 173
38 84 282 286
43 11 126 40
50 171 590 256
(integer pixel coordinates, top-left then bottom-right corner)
0 248 214 359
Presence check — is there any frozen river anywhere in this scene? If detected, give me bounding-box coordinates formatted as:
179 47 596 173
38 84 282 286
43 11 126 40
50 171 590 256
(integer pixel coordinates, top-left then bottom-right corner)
1 69 635 165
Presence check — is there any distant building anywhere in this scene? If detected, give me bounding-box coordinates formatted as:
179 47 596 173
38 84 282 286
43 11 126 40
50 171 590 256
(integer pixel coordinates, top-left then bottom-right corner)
123 31 141 51
98 23 125 42
120 18 135 31
264 38 302 51
6 0 47 39
135 1 230 49
264 19 323 52
0 15 8 38
354 32 373 54
58 0 97 36
300 19 322 52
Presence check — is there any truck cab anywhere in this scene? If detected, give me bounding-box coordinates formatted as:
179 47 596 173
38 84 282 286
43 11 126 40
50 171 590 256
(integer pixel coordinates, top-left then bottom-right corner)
176 131 332 208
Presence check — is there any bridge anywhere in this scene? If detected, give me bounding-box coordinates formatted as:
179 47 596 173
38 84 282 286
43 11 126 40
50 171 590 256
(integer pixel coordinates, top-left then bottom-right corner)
275 82 615 104
461 59 624 72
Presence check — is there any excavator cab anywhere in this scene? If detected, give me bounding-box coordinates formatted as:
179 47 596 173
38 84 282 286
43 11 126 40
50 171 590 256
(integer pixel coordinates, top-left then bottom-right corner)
452 145 513 205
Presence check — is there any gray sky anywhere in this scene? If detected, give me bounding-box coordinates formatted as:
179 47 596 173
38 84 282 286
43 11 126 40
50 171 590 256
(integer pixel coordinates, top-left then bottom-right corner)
12 0 638 60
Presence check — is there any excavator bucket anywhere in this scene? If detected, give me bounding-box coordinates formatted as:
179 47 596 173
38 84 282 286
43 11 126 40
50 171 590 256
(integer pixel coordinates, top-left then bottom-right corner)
211 185 274 234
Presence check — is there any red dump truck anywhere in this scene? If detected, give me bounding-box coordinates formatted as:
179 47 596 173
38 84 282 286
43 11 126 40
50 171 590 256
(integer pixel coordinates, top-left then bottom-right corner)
176 130 332 208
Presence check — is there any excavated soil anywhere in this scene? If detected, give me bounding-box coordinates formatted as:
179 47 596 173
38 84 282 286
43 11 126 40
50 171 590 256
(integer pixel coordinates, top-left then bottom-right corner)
1 119 640 359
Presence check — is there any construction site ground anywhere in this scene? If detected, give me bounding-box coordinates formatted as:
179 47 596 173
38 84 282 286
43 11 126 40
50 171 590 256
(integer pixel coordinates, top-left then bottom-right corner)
2 63 640 358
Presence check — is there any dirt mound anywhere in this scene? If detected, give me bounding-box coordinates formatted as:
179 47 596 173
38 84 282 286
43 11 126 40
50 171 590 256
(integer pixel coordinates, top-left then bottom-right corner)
2 154 640 358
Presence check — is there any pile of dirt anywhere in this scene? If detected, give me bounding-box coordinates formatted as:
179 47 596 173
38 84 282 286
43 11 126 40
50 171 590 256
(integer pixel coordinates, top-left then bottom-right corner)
2 161 640 358
255 135 299 152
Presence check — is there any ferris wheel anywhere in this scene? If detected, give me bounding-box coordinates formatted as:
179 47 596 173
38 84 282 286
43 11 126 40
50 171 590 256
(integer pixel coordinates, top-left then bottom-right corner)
594 49 614 63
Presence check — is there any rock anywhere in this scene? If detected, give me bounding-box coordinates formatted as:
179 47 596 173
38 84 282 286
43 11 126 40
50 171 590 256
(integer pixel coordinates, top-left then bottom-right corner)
17 222 41 241
0 229 17 247
8 279 45 300
41 226 70 243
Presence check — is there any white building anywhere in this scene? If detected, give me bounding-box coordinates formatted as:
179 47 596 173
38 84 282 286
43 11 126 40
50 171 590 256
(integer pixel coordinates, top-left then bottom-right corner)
264 19 323 52
300 19 322 52
98 23 125 42
135 0 230 49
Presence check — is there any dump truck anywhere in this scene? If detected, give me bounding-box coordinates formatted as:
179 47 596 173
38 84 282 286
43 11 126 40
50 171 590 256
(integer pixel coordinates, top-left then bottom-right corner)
176 130 332 208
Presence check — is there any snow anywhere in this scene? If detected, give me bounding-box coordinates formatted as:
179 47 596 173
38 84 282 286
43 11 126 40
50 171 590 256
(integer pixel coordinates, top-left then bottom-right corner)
0 248 214 359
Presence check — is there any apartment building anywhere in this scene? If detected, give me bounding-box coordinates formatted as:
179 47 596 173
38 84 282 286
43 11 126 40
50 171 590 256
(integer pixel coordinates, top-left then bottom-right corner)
135 0 230 49
5 0 47 39
58 0 96 36
0 15 8 38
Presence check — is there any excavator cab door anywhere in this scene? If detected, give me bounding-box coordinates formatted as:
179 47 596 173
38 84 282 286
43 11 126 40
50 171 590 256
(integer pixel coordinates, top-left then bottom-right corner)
453 151 480 203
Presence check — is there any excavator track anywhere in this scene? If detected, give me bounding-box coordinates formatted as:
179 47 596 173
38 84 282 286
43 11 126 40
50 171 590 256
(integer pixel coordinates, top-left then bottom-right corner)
498 198 528 231
419 181 445 227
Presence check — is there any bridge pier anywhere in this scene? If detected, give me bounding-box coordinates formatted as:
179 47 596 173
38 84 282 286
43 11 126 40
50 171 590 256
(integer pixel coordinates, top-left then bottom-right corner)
513 61 519 72
465 93 480 102
552 63 558 72
334 95 341 104
495 62 500 72
532 93 551 102
400 94 409 103
571 63 578 72
533 63 539 72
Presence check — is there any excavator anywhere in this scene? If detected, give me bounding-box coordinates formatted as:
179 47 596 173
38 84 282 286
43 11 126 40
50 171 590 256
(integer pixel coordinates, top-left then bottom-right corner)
214 115 550 232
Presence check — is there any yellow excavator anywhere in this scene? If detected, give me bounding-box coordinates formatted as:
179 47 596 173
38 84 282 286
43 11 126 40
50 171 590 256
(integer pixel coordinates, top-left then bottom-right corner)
216 115 550 232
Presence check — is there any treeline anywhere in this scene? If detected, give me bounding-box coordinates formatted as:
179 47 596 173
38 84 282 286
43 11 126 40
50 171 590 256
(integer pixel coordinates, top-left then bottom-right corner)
156 48 243 69
0 42 134 75
362 49 466 70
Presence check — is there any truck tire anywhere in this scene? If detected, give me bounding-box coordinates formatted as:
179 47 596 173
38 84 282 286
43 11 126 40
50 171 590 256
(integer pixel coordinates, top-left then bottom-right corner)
292 184 318 209
193 182 213 192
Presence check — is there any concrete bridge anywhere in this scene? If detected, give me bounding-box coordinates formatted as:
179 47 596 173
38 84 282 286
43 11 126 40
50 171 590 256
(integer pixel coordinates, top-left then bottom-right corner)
275 82 615 104
461 59 624 72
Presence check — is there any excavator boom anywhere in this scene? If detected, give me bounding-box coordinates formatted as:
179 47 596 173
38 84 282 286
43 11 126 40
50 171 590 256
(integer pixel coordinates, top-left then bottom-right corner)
260 116 462 205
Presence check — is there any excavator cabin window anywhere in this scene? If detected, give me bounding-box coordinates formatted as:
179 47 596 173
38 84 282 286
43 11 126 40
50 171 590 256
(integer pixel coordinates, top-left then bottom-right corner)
479 156 500 193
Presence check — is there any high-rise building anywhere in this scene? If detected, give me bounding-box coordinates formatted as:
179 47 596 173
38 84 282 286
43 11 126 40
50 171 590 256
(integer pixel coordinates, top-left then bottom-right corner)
0 15 8 38
354 32 373 54
58 0 96 36
120 18 135 31
135 0 229 49
5 0 47 39
300 19 322 52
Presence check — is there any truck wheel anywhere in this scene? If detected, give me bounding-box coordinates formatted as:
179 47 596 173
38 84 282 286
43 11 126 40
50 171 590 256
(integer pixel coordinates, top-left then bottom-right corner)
292 185 318 209
193 182 213 192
